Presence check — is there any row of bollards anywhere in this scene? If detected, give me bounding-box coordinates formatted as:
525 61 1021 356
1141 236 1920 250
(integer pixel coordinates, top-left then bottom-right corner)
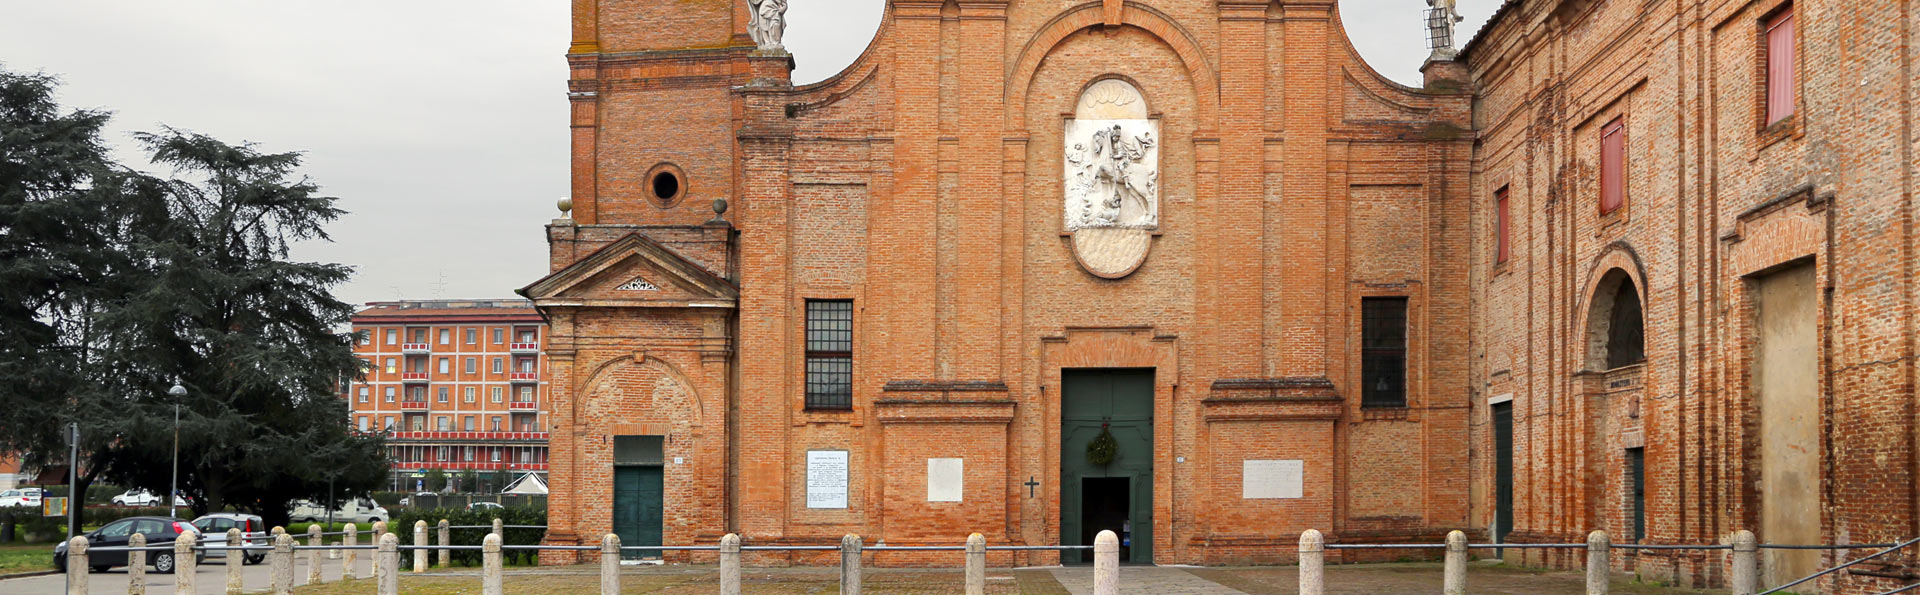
69 524 1771 595
1295 529 1764 595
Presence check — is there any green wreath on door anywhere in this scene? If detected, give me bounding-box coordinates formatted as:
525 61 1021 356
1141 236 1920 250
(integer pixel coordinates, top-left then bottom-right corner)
1086 424 1119 466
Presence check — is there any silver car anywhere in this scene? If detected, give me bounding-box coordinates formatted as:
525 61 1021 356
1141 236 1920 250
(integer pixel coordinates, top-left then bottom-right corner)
189 513 268 565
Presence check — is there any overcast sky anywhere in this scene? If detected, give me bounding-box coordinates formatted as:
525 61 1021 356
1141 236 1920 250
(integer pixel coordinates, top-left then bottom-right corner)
1 1 1496 307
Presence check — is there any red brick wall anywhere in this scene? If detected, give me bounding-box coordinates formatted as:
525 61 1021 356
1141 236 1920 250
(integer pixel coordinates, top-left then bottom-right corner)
1466 0 1920 591
533 0 1478 568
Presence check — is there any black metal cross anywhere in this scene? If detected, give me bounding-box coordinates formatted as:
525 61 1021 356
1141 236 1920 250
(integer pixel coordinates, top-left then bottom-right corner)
1025 476 1040 498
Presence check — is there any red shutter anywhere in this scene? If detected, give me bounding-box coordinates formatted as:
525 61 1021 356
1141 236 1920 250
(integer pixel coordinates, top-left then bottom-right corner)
1600 118 1625 214
1495 187 1511 264
1766 9 1797 124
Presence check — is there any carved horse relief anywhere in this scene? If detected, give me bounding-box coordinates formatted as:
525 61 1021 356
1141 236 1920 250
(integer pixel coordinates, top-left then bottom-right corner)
1063 79 1159 278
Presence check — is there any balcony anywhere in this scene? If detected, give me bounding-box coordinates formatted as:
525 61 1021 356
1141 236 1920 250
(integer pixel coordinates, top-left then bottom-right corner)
386 430 549 443
509 371 539 384
391 460 548 472
398 400 430 411
507 399 538 411
400 342 431 355
509 342 539 354
401 372 430 384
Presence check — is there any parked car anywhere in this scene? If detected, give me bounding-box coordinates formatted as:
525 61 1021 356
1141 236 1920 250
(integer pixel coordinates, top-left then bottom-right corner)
0 487 43 508
290 498 388 524
396 491 436 507
53 516 204 573
110 489 187 507
190 513 268 565
467 501 504 512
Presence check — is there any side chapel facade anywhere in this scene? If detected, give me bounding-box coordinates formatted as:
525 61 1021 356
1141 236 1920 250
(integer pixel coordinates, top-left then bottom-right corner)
521 0 1920 589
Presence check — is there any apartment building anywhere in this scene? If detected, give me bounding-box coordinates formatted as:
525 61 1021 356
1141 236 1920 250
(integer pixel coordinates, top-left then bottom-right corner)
345 299 550 492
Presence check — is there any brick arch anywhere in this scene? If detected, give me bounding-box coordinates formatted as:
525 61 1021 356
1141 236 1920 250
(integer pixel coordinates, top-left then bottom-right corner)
1576 245 1651 372
579 354 706 431
1006 1 1219 129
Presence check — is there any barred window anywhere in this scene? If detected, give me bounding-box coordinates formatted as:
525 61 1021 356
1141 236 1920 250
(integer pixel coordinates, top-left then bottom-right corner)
805 300 854 410
1361 297 1408 408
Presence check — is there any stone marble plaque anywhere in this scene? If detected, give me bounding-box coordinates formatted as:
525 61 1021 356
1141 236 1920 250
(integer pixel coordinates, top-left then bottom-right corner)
1243 459 1304 499
1063 78 1159 278
927 458 964 502
806 450 848 509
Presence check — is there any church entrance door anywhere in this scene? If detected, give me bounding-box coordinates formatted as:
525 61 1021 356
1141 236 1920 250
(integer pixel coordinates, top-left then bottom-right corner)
612 465 663 559
1060 368 1154 564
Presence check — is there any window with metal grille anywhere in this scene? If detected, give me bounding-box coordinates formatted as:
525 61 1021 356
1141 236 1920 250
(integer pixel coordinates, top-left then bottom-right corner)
1765 7 1796 125
805 300 854 410
1361 297 1408 408
1600 117 1626 214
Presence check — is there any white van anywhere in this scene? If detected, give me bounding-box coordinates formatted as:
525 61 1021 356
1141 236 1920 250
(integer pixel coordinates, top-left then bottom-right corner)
289 498 388 524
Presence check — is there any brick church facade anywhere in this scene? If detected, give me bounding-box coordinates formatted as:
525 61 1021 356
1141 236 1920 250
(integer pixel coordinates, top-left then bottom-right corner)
521 0 1919 589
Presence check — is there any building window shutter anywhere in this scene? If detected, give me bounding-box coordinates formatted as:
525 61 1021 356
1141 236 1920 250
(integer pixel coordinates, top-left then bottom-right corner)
804 300 855 410
1766 8 1797 124
1495 187 1511 264
1600 118 1626 214
1361 297 1409 408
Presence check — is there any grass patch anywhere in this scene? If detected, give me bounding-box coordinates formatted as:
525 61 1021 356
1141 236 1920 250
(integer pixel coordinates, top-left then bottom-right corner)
0 543 54 577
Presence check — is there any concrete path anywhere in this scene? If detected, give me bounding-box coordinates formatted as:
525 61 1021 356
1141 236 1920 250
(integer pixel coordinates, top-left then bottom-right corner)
1049 565 1247 595
0 554 375 595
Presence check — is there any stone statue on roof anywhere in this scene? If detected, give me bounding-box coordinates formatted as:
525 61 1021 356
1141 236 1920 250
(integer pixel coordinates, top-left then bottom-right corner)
747 0 787 50
1427 0 1467 57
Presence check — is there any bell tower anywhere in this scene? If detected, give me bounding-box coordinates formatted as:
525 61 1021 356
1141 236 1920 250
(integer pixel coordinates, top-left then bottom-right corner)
561 0 790 227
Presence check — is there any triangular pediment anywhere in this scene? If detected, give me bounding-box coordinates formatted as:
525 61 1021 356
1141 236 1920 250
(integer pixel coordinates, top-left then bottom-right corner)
519 233 737 309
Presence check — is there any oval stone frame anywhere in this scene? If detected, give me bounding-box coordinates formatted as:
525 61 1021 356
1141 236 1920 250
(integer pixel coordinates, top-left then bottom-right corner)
1062 78 1159 279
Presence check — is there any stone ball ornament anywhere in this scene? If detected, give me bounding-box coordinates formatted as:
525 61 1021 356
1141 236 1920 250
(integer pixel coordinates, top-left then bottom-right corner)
557 197 573 215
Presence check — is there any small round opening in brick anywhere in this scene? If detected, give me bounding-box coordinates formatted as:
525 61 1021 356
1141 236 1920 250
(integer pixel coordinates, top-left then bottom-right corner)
643 163 687 207
651 172 679 201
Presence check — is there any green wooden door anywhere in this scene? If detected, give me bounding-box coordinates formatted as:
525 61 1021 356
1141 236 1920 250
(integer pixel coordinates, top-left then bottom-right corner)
1060 368 1153 564
613 465 663 558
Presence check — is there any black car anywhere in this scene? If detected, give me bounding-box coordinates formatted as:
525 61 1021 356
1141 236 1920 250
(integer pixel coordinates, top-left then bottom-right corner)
53 516 205 574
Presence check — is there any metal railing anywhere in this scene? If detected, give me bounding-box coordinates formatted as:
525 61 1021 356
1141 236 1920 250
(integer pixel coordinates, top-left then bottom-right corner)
57 522 1920 595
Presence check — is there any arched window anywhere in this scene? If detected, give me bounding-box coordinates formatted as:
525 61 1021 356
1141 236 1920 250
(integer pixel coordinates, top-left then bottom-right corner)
1606 279 1645 368
1584 268 1646 370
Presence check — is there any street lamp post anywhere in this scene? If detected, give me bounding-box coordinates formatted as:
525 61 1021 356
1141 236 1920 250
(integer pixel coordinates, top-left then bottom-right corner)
168 383 186 519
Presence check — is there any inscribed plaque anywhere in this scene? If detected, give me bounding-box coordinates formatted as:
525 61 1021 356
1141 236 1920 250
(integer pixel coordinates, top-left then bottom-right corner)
1242 459 1304 499
806 450 849 509
927 458 964 502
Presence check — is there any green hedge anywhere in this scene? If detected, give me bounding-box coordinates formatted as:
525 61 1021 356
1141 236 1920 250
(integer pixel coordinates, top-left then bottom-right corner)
390 506 545 567
0 506 177 543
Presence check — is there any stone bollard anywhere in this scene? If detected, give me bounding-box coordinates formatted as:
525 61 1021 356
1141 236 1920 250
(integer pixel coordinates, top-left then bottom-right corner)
308 524 324 584
601 533 622 593
720 533 742 595
65 536 87 595
492 517 504 540
272 533 294 594
175 532 198 595
1298 529 1325 595
412 520 428 573
377 533 400 595
1443 530 1468 595
1730 530 1758 595
965 533 986 595
482 533 504 595
1093 530 1119 595
226 527 244 595
1586 530 1611 595
438 519 450 568
342 523 359 580
370 521 387 583
128 532 147 595
840 534 864 595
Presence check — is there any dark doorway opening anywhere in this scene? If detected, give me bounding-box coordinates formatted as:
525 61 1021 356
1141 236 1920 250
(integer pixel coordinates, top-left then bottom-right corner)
1493 400 1513 549
1081 477 1131 563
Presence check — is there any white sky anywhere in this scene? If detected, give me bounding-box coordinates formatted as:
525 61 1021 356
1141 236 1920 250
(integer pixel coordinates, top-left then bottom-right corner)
0 1 1497 307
